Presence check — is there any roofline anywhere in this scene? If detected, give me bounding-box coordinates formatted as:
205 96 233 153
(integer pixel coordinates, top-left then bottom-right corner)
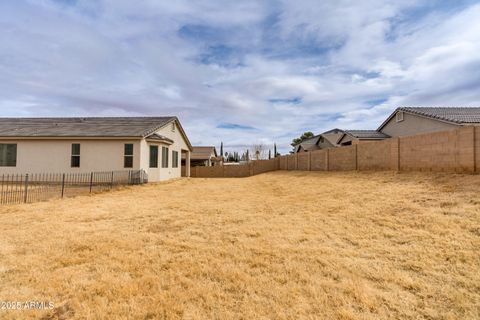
321 128 344 134
0 136 143 140
336 131 387 144
377 107 464 131
150 117 193 151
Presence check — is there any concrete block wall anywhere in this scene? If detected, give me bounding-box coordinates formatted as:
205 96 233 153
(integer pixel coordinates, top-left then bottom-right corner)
192 127 479 178
297 152 310 170
475 126 480 172
357 139 394 171
310 150 328 171
399 126 475 172
287 155 296 170
328 145 357 171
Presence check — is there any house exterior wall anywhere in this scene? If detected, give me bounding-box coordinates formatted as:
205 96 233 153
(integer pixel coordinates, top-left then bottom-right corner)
139 120 191 182
380 111 459 137
0 139 141 174
0 120 192 182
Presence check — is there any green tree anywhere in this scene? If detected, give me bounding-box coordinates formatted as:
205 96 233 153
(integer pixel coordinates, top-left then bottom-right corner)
291 132 314 146
220 142 223 156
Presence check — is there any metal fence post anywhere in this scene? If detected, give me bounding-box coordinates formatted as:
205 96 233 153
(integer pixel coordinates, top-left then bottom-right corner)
110 171 114 189
61 173 65 198
24 174 29 203
89 172 94 193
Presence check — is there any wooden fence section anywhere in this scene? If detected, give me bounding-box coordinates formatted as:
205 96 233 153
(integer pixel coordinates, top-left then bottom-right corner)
192 126 480 178
0 170 147 205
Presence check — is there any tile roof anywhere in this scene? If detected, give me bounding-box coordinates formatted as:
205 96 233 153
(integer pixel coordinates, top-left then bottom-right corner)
0 117 176 137
343 130 390 139
378 107 480 130
190 146 218 160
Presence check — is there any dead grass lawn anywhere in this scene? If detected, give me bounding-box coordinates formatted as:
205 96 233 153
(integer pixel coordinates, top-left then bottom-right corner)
0 171 479 319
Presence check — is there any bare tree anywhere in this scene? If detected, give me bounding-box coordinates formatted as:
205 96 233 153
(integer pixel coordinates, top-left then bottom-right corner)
251 143 266 160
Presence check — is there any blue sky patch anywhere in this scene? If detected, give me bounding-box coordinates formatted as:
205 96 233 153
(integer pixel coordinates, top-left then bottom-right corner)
269 97 302 105
217 123 257 130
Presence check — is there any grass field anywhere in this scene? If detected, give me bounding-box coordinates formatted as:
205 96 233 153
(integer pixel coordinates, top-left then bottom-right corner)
0 171 479 319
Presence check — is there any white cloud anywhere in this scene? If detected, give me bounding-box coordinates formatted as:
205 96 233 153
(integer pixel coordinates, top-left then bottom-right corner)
1 1 480 153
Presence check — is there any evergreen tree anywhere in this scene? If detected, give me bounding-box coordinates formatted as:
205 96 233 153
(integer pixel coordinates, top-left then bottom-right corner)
246 149 250 161
220 142 223 157
274 143 277 157
268 149 271 159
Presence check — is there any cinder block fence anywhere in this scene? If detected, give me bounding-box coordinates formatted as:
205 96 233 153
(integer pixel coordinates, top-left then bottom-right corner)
192 126 480 178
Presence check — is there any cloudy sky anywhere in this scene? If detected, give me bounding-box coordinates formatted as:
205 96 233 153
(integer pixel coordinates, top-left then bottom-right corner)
1 0 480 153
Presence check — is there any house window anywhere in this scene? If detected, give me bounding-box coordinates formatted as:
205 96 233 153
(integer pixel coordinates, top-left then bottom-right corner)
162 146 169 168
396 111 404 122
124 144 133 168
71 144 80 168
0 144 17 167
171 122 175 132
172 150 178 168
149 145 158 168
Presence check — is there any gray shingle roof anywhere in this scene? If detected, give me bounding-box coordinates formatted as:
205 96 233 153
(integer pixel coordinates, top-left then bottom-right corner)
0 117 176 137
343 130 390 139
378 107 480 130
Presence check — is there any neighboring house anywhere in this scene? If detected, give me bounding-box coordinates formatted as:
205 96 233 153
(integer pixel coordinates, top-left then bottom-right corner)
0 117 192 182
378 107 480 137
186 146 218 166
320 128 345 146
337 130 390 146
293 129 344 153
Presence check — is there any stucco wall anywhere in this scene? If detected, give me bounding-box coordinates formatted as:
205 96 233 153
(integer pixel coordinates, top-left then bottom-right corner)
0 139 141 175
140 120 191 182
380 112 458 137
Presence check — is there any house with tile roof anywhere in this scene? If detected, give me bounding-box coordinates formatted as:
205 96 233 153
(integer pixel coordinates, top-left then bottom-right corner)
0 117 193 181
337 130 390 146
293 129 344 153
378 107 480 137
185 146 219 167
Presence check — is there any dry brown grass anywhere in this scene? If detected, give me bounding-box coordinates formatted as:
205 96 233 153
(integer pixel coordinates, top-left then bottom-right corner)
0 171 479 319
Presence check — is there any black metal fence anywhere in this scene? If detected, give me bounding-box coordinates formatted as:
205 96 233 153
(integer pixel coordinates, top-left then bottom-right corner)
0 170 148 205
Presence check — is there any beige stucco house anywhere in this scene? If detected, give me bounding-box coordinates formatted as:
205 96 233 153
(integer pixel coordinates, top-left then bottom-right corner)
0 117 192 182
378 107 480 136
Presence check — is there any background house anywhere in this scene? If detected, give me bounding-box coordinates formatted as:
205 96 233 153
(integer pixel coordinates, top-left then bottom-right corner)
293 129 344 153
0 117 192 182
378 107 480 137
337 130 389 146
184 146 218 166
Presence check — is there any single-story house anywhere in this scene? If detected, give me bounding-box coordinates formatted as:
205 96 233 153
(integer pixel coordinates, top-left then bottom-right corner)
337 130 390 146
184 146 218 166
378 107 480 137
293 129 344 153
0 117 192 182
